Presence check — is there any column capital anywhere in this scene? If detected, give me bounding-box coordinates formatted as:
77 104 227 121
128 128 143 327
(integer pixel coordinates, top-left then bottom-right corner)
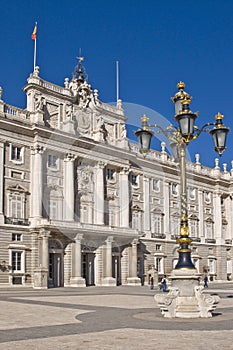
39 228 51 238
143 175 150 182
120 167 129 175
105 236 114 244
74 233 84 242
32 144 44 154
96 161 106 169
132 238 139 246
64 153 76 162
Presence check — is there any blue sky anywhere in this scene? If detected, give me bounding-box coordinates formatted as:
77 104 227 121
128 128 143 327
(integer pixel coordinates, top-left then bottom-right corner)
0 0 233 168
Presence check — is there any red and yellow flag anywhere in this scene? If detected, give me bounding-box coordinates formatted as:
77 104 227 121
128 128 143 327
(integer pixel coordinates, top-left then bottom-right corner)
31 23 37 40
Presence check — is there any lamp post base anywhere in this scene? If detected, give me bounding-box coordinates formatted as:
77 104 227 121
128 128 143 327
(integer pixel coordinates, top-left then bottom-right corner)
155 269 220 318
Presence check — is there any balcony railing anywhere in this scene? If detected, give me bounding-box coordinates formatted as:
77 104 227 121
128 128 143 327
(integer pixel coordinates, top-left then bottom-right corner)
190 237 201 242
151 233 166 239
5 217 29 226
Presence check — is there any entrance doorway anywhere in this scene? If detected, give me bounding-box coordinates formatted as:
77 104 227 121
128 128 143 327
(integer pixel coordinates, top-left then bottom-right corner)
48 252 63 288
112 254 121 285
82 253 95 286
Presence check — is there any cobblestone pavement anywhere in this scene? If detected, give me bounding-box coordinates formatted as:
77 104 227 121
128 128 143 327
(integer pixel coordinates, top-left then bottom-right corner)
0 283 233 349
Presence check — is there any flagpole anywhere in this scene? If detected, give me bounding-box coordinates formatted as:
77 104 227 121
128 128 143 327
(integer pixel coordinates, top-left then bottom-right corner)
32 22 37 72
116 60 119 102
34 35 37 71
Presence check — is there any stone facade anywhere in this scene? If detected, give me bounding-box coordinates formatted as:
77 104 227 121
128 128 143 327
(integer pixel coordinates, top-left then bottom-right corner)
0 61 232 288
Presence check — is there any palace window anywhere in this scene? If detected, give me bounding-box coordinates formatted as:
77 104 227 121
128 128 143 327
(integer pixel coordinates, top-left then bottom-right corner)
12 233 22 241
192 258 200 273
205 218 214 239
11 251 22 271
189 215 199 238
153 179 160 192
208 258 216 274
171 214 180 236
151 210 164 237
171 183 179 196
9 144 24 164
106 168 115 181
154 257 164 274
189 187 196 200
48 154 58 169
131 174 139 187
8 194 23 219
132 207 142 232
48 199 58 220
204 192 211 204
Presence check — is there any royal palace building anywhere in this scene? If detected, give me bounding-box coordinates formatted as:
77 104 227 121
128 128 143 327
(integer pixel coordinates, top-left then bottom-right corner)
0 60 232 289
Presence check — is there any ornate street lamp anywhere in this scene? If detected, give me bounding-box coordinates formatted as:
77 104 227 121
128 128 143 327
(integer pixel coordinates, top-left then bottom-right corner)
135 84 229 271
135 82 229 318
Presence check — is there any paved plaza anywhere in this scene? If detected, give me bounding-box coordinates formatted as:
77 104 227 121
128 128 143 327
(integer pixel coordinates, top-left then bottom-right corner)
0 283 233 349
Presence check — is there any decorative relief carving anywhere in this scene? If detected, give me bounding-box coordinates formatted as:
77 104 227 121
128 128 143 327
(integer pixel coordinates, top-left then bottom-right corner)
34 94 44 111
76 110 90 131
77 166 93 192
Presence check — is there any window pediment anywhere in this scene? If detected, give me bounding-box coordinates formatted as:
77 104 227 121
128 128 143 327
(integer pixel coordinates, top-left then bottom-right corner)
7 184 28 194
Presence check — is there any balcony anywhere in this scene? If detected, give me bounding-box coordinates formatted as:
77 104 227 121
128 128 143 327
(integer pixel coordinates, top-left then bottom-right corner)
190 237 201 242
205 238 216 244
171 234 179 240
225 239 232 245
151 233 166 239
5 217 29 226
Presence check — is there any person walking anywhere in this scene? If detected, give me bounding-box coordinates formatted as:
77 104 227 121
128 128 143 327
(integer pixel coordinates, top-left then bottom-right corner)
161 275 167 292
204 275 209 288
150 276 154 290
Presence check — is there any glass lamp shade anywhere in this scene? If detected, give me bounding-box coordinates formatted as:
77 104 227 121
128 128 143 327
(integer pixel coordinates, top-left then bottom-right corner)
175 112 197 137
210 125 229 155
134 129 154 154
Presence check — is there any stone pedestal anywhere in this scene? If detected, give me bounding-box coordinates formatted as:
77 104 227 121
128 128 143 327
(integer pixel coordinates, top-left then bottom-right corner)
102 277 116 286
62 119 75 134
126 277 141 286
33 268 48 289
32 111 44 125
70 277 86 287
155 269 220 318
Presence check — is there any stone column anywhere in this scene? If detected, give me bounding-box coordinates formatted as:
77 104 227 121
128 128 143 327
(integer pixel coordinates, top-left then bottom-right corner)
94 162 105 225
31 144 44 225
63 153 75 221
225 196 232 240
163 181 170 239
33 229 50 289
213 192 223 245
119 167 129 227
143 176 150 232
127 239 141 285
70 234 86 287
102 236 116 286
198 189 204 242
0 142 4 224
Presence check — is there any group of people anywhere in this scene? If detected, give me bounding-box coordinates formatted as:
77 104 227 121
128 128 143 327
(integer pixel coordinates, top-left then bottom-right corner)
150 275 167 292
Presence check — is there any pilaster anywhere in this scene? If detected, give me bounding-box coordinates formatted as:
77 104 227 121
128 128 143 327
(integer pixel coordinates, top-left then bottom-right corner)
102 236 116 286
143 176 150 232
163 180 170 239
0 142 4 224
30 144 44 226
119 167 129 227
70 234 86 287
63 153 75 221
127 239 141 286
94 162 105 225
